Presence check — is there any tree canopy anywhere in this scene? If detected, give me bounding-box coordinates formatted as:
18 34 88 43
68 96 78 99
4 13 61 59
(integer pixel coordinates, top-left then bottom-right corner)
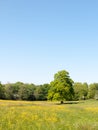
73 82 88 100
48 70 74 103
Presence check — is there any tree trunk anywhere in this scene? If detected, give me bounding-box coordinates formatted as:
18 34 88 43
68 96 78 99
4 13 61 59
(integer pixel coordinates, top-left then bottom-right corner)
61 101 63 104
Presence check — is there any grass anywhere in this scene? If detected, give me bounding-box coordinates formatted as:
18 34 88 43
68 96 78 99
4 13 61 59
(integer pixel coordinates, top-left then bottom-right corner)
0 100 98 130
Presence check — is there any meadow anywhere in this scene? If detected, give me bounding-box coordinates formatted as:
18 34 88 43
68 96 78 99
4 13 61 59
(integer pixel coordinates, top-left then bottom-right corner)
0 100 98 130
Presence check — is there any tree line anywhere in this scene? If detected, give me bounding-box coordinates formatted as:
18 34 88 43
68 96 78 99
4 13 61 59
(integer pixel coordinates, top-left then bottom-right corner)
0 70 98 101
0 82 50 101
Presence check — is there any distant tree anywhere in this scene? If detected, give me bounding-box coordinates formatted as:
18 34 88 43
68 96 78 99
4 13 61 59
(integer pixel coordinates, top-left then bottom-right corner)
5 84 14 100
48 70 74 103
0 82 5 99
42 84 50 100
83 82 88 99
73 82 88 100
18 84 36 100
88 83 98 99
4 82 22 100
34 84 50 100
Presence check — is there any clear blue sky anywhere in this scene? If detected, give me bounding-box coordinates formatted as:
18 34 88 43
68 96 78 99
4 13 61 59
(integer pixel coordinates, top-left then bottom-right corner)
0 0 98 84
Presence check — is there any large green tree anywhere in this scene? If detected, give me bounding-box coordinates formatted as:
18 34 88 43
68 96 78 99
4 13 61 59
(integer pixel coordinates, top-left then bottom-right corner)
48 70 74 103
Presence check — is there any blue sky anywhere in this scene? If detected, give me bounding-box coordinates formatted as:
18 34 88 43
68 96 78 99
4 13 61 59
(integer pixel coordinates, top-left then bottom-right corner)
0 0 98 84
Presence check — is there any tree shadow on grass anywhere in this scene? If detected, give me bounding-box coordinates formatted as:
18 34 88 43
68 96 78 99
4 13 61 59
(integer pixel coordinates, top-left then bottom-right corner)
55 101 85 105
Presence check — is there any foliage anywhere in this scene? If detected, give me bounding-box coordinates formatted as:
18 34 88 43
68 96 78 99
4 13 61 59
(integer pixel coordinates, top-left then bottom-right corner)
48 70 74 102
74 82 88 100
4 82 23 100
88 83 98 99
34 84 50 100
18 84 36 100
0 83 5 99
2 82 50 101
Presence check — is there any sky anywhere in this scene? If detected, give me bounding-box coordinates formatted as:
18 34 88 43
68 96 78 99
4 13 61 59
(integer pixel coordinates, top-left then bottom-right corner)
0 0 98 84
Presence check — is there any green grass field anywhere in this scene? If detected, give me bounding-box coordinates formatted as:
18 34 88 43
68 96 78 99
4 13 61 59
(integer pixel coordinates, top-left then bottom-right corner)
0 100 98 130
